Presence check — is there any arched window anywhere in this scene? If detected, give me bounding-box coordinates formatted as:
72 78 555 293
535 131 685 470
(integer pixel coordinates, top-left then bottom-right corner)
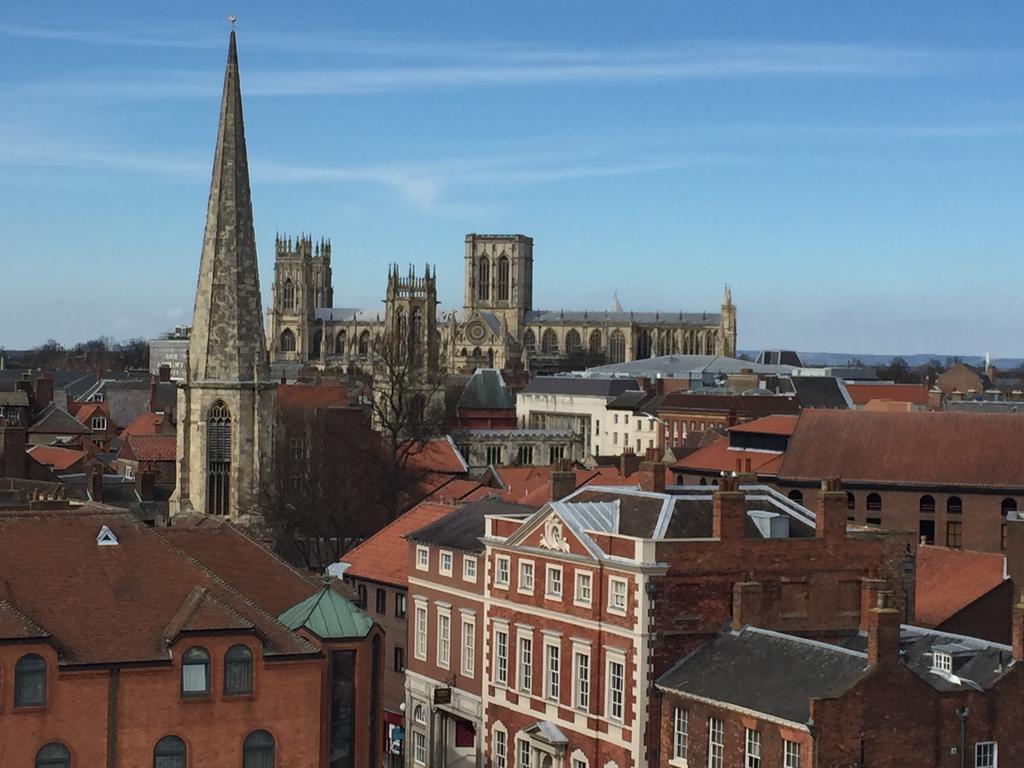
919 495 935 514
657 332 670 357
335 330 346 355
565 329 582 354
224 644 253 695
15 653 46 707
608 330 626 364
866 493 882 512
35 743 70 768
153 736 186 768
589 329 602 353
846 492 855 511
282 278 294 310
478 257 490 301
788 490 803 504
947 496 963 515
1002 498 1018 517
414 704 427 724
497 256 510 301
279 329 296 352
206 402 231 516
181 646 210 697
541 329 558 354
243 730 276 768
523 330 536 353
411 308 424 364
310 329 323 360
705 331 717 355
636 328 652 359
358 330 370 355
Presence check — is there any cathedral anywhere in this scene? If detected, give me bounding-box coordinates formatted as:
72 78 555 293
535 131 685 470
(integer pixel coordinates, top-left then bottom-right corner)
266 232 737 373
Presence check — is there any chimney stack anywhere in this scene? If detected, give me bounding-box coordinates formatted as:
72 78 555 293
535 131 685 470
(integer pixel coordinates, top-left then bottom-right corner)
0 425 27 479
34 373 54 413
638 461 666 494
866 590 901 667
619 450 640 479
859 578 885 631
712 474 746 541
731 581 763 630
136 466 156 501
549 459 576 501
816 478 847 542
88 464 103 503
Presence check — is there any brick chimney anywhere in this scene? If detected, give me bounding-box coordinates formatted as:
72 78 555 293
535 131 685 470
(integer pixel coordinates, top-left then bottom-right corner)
859 578 885 631
1005 517 1024 596
1013 592 1024 662
638 461 666 493
88 464 103 503
712 474 746 541
731 581 763 630
619 450 640 478
136 466 156 501
550 460 576 501
866 590 901 667
149 374 159 413
0 425 27 478
816 478 847 541
34 373 54 413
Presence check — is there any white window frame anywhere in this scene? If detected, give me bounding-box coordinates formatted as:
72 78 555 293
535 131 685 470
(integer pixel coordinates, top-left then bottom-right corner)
436 607 451 668
91 416 107 431
545 564 563 601
975 742 997 768
124 464 134 480
607 655 625 722
518 559 535 595
493 728 508 768
544 639 561 702
413 731 427 765
495 555 511 588
709 717 724 768
574 570 593 608
413 602 428 660
572 647 590 711
517 738 532 768
439 549 454 577
518 632 533 693
461 614 476 676
463 554 478 582
783 740 800 768
415 545 429 571
608 576 628 615
745 728 761 768
672 707 688 762
932 650 953 673
494 626 509 686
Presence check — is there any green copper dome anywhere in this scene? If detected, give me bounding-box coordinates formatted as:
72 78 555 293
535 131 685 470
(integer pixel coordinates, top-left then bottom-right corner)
279 587 374 640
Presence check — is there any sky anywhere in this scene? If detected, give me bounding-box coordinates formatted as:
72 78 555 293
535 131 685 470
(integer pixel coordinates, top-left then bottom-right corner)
1 1 1022 356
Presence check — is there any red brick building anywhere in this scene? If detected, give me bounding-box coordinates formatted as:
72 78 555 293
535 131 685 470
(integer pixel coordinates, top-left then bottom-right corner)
655 593 1024 767
477 473 915 768
0 506 383 768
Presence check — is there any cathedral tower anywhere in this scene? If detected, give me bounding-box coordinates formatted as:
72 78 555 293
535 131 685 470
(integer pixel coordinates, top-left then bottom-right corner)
463 234 533 339
384 264 439 371
266 233 332 361
171 30 275 522
720 284 737 357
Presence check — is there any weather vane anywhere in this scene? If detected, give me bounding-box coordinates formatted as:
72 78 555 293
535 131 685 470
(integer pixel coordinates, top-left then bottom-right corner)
227 15 237 28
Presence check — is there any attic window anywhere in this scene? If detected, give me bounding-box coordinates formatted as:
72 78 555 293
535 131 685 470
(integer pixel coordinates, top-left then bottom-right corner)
96 525 119 546
91 416 107 431
931 650 953 674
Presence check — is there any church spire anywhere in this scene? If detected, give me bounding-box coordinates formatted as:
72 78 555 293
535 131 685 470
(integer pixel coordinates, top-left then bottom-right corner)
188 30 269 383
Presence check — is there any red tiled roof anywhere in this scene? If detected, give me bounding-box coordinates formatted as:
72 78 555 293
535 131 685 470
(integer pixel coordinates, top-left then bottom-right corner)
123 434 176 462
672 439 783 476
845 383 929 407
121 412 164 437
405 437 468 475
490 465 642 506
0 599 50 641
778 411 1024 490
728 414 799 437
340 502 458 587
27 444 88 471
915 545 1006 627
423 478 484 503
0 508 318 665
276 383 349 412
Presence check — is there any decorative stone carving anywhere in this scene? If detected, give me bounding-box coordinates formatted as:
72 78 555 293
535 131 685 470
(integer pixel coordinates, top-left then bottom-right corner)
540 515 570 552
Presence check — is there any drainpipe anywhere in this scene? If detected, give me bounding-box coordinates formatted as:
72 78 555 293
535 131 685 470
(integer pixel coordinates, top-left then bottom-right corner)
106 667 120 768
955 707 969 768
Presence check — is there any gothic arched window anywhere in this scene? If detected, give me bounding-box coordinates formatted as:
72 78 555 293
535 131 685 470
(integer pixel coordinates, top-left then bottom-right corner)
335 330 346 355
310 330 323 360
358 330 370 355
706 331 717 355
589 329 603 353
565 329 582 354
657 332 670 357
523 329 536 353
478 257 490 301
609 330 626 364
636 328 652 359
279 329 296 352
541 329 558 354
282 278 295 311
497 256 510 301
207 402 231 515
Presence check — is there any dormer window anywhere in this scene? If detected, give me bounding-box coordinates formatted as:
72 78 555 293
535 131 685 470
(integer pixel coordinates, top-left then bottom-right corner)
91 416 107 431
932 650 953 674
96 525 119 546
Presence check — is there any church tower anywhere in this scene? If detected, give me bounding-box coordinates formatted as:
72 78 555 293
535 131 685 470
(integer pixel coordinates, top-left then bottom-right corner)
463 234 533 339
720 284 737 357
171 30 275 523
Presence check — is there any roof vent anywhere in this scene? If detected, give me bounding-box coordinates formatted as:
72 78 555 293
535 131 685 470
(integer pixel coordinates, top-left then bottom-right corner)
96 525 119 546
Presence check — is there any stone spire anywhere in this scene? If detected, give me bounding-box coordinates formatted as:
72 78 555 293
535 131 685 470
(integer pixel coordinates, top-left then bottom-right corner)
188 30 268 383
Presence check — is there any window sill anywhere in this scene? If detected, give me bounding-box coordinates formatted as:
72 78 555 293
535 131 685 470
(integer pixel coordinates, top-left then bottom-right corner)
180 693 212 702
607 606 627 617
12 704 47 713
223 692 255 701
544 594 563 602
668 759 689 768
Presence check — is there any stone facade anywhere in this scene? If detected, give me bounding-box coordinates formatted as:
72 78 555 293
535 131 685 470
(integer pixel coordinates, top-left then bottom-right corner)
267 233 737 375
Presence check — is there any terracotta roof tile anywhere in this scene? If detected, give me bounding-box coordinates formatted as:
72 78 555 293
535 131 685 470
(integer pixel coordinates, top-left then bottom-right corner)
0 599 50 641
163 586 254 642
778 411 1024 490
845 383 929 407
27 445 88 471
672 440 783 476
123 434 177 462
340 502 458 587
728 414 799 436
405 437 469 475
120 412 164 437
915 545 1006 626
276 383 349 412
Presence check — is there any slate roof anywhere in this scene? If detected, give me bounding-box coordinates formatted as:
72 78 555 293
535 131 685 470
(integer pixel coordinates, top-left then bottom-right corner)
279 584 374 640
458 368 514 410
585 355 796 378
784 376 851 409
314 306 382 323
525 309 720 325
0 507 319 665
657 626 868 724
29 404 91 435
914 546 1007 627
407 499 538 552
520 377 636 398
606 389 655 411
654 392 801 416
778 411 1024 490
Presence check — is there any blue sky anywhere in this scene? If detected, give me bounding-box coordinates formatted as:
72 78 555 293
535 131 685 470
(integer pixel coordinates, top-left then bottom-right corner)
1 1 1022 355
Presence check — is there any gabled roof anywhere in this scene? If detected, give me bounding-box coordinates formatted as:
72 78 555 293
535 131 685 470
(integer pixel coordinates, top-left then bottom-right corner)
0 599 50 641
120 412 167 437
845 383 929 407
785 376 851 409
164 586 254 641
458 368 514 411
915 545 1006 627
656 626 868 724
279 584 373 640
29 404 91 435
778 411 1024 490
74 402 109 426
405 436 469 475
121 434 177 462
27 445 88 472
671 439 783 476
729 415 799 436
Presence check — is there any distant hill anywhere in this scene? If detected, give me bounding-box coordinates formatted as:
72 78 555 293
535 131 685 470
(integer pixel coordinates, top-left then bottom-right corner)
739 351 1024 369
